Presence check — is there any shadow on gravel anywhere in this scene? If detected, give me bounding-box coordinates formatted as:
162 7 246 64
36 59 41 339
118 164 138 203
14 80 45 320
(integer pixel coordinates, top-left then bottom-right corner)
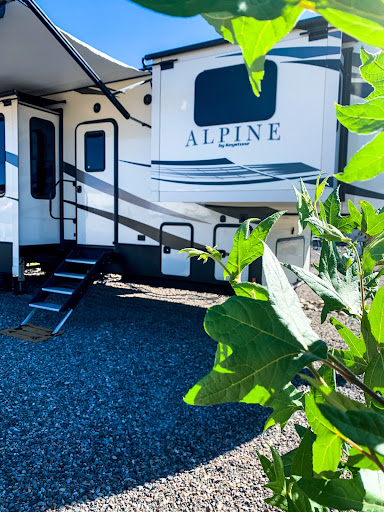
0 279 267 511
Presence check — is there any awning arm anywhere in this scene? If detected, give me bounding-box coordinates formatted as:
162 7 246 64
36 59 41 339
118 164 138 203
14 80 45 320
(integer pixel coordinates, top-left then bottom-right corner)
23 0 151 128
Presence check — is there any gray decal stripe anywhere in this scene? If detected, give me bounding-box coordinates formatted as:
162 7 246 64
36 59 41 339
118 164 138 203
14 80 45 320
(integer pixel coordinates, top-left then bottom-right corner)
63 162 207 224
342 184 384 201
217 46 341 59
5 152 18 167
285 59 340 71
152 158 232 166
67 201 205 250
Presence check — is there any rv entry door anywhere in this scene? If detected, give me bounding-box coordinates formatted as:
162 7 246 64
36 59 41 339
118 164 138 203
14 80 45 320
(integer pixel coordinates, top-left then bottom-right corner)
76 121 117 246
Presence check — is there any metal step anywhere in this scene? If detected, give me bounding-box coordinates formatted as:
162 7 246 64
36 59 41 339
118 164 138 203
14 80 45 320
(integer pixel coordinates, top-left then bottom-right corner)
29 302 62 312
66 258 97 265
42 287 74 296
54 272 86 280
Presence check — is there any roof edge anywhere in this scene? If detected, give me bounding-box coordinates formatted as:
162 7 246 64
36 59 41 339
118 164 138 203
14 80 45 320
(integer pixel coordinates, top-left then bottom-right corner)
144 15 327 62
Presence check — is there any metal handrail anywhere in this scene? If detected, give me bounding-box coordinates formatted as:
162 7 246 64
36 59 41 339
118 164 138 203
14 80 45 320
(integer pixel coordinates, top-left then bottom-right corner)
49 179 76 221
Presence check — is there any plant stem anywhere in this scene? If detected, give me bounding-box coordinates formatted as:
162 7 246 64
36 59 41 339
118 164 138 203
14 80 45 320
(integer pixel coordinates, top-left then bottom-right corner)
350 242 365 313
369 449 384 472
298 1 318 12
216 260 232 278
324 357 384 409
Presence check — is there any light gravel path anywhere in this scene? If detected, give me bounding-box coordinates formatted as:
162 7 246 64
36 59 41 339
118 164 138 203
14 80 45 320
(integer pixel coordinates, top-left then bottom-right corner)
0 275 360 512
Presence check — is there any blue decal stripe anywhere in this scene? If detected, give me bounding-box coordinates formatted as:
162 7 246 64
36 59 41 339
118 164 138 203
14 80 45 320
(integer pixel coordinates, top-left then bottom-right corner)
268 46 340 58
5 152 18 167
285 59 340 71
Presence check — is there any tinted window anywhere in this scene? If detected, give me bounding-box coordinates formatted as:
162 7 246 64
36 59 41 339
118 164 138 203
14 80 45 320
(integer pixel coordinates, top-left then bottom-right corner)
0 114 5 197
85 131 105 172
30 117 56 199
194 60 277 127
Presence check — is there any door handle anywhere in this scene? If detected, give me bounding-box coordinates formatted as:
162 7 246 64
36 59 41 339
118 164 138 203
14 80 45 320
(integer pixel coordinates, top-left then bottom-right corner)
77 186 82 193
163 246 171 254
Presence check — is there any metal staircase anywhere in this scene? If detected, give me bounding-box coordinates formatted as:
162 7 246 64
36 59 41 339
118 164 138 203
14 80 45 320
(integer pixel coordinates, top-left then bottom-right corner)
22 248 112 334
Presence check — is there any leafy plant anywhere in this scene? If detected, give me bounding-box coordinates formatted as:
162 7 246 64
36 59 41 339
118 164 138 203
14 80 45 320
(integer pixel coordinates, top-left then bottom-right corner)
180 183 384 511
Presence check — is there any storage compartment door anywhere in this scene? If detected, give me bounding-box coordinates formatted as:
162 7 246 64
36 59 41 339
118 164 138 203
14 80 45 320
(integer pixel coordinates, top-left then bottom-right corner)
214 225 249 282
161 224 192 277
276 237 305 285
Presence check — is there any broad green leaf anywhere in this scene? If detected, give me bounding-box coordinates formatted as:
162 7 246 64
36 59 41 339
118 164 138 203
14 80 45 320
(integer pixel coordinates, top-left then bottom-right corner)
305 392 343 474
361 48 384 100
349 200 363 229
257 450 276 482
332 349 368 375
205 5 303 96
336 131 384 183
125 0 298 17
264 446 286 495
298 470 384 511
183 295 326 406
362 312 381 364
369 286 384 346
262 243 319 348
336 97 384 134
347 446 384 470
322 187 357 234
226 211 284 281
232 282 269 300
285 242 361 322
305 217 349 243
329 317 367 361
364 352 384 408
360 201 384 236
294 178 316 235
303 376 367 412
362 232 384 275
290 428 313 478
314 0 384 49
264 383 303 431
319 405 384 457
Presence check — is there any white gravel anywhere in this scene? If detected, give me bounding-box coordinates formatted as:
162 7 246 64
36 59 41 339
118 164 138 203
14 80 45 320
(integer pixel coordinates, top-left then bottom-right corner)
0 273 362 511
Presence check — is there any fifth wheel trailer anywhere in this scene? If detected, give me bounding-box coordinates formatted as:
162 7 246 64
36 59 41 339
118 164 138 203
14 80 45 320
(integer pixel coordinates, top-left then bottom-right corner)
0 0 382 291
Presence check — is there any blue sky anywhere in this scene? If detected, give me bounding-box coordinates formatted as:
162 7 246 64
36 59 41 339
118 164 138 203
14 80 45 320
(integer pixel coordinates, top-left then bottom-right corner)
37 0 219 69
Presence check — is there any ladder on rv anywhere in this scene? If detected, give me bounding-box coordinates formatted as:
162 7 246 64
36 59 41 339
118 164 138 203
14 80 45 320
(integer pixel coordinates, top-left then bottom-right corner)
22 248 111 334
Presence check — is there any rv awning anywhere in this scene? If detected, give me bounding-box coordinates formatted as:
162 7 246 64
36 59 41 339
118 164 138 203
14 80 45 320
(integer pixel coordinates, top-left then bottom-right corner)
0 0 148 97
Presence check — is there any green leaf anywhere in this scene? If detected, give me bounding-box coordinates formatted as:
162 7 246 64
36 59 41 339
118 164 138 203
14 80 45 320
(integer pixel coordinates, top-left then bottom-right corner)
362 232 384 276
264 446 286 495
205 5 303 96
315 174 329 204
319 405 384 457
369 286 384 347
290 428 313 478
125 0 299 18
347 446 384 470
285 242 361 322
336 97 384 134
298 470 384 511
183 295 326 406
232 282 269 300
322 187 357 234
349 200 363 229
364 352 384 409
314 0 384 49
305 392 343 474
305 217 350 243
361 49 384 100
262 243 321 348
329 317 367 361
332 349 368 376
360 201 384 236
264 383 303 431
336 131 384 183
226 211 284 281
294 179 316 235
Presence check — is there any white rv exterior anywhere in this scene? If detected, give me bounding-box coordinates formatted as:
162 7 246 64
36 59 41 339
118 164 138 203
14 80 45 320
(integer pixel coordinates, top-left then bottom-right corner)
0 0 382 288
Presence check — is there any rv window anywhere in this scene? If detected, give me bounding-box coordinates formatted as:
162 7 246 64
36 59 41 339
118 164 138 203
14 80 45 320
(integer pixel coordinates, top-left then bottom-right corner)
85 131 105 172
194 60 277 127
0 115 5 197
30 117 56 200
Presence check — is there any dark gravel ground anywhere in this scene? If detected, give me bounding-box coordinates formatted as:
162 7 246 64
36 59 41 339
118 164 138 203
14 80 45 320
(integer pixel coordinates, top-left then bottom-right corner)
0 274 361 512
